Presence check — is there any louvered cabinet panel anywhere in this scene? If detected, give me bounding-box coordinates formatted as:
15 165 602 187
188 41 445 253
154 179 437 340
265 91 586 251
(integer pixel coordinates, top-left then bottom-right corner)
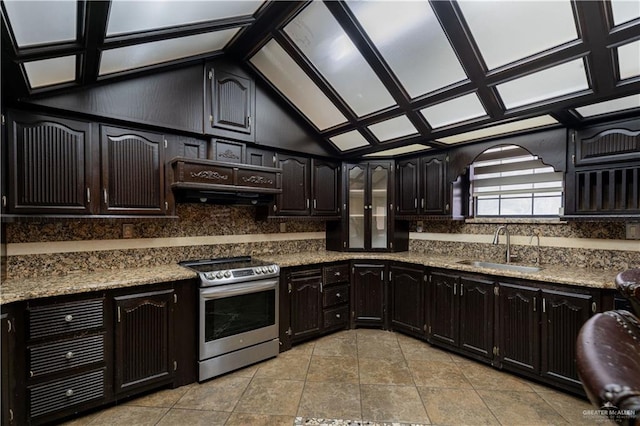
7 111 93 214
28 334 105 379
101 125 165 214
540 289 594 387
497 283 540 375
28 299 104 340
29 369 105 419
114 289 175 394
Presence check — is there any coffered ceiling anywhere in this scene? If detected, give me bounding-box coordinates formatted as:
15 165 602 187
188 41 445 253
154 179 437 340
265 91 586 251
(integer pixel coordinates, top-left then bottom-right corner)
2 0 639 158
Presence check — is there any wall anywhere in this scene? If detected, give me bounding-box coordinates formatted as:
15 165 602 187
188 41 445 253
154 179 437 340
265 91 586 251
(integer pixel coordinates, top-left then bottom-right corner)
5 203 325 279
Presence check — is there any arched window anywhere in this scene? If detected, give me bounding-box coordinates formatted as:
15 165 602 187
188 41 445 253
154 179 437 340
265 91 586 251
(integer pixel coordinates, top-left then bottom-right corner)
470 145 563 216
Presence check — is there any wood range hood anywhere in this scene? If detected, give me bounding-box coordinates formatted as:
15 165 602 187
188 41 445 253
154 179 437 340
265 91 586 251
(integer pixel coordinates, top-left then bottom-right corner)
169 157 282 205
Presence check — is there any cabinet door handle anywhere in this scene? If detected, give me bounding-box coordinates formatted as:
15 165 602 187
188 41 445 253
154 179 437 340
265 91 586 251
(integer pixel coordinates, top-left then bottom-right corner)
454 283 457 296
336 293 341 298
460 283 464 296
314 199 317 209
421 198 425 209
103 189 108 205
533 297 537 312
65 314 73 322
336 313 341 319
543 298 546 313
414 198 417 209
334 271 341 277
86 188 91 204
320 281 323 293
65 389 74 397
306 199 310 209
65 351 74 360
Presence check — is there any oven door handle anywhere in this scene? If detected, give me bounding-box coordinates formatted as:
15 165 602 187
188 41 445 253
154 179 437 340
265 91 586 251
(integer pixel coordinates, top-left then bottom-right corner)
200 280 278 300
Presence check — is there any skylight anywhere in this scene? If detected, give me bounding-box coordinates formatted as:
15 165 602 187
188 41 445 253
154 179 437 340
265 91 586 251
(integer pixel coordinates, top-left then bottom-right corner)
23 55 77 88
330 131 370 152
367 116 418 142
2 0 77 47
420 93 487 129
458 0 578 70
610 0 640 26
364 144 431 157
106 0 264 36
284 1 395 117
250 39 348 131
99 29 239 76
617 40 640 80
575 94 640 118
437 115 558 145
496 58 589 109
347 0 467 98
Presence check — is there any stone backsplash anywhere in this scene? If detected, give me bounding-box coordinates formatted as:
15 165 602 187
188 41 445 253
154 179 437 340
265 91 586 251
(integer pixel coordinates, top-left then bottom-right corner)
4 203 638 279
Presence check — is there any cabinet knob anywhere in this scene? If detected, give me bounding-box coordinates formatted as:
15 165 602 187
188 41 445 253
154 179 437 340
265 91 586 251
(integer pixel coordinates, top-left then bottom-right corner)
65 351 74 360
334 271 341 276
65 389 74 397
64 314 73 322
336 293 341 298
336 313 341 319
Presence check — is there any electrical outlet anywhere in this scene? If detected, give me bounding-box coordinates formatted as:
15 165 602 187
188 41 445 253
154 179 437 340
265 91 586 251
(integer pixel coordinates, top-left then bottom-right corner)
626 223 640 240
280 223 287 233
122 224 134 239
416 221 424 232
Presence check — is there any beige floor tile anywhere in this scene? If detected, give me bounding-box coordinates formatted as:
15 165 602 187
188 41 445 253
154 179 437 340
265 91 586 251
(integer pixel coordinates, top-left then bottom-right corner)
225 413 296 426
460 362 537 392
360 384 430 424
306 355 359 383
408 359 473 389
124 384 193 408
477 389 570 425
398 337 454 362
174 375 250 411
357 335 404 361
297 381 361 419
418 386 499 425
537 388 615 425
359 357 413 385
281 340 316 358
313 335 358 357
234 378 304 416
89 405 169 426
254 353 310 380
60 410 103 425
156 408 229 425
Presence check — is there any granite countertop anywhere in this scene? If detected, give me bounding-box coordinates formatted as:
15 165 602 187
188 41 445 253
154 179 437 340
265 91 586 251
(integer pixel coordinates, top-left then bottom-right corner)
0 251 619 305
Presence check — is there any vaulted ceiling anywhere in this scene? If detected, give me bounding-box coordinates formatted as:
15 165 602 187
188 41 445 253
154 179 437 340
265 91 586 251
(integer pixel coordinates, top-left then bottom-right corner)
2 0 640 158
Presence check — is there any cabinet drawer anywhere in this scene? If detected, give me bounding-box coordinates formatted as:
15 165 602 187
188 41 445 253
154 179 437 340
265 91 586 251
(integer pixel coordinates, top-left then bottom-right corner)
29 334 105 379
29 369 105 419
323 285 349 308
323 305 349 329
28 299 104 340
323 264 349 285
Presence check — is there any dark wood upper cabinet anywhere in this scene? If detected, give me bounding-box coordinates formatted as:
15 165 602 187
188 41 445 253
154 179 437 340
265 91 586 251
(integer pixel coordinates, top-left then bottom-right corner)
100 125 166 215
397 153 448 217
205 66 255 142
246 147 277 168
274 154 310 215
7 111 93 215
565 118 640 217
312 159 340 216
114 289 175 395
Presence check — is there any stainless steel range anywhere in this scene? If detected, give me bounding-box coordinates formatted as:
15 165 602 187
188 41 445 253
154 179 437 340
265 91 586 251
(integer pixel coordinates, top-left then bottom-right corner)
179 256 279 381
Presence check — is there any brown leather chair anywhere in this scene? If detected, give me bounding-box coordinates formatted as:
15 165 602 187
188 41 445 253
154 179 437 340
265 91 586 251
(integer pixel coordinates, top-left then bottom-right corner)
576 269 640 425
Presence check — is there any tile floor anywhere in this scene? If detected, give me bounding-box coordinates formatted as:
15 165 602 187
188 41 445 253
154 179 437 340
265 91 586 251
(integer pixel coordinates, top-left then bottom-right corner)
64 329 612 426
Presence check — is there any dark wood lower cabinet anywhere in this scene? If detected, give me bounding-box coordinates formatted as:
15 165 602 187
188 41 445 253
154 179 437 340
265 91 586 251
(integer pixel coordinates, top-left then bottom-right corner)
428 271 458 347
497 282 541 375
1 311 16 425
114 289 175 396
389 264 425 337
288 268 323 343
351 262 387 328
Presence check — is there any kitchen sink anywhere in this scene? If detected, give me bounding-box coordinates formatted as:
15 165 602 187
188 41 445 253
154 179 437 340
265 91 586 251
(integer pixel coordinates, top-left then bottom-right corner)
457 260 543 273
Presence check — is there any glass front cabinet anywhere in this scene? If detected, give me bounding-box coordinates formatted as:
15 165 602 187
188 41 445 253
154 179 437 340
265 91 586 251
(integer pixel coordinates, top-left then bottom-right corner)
327 161 408 252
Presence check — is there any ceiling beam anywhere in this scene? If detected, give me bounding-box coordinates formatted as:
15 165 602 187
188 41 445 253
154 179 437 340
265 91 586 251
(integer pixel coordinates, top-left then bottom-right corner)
81 0 109 85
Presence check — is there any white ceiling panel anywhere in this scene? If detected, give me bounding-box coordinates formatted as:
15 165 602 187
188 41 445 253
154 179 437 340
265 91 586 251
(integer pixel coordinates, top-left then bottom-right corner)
420 93 487 129
368 115 418 142
23 55 76 88
3 0 77 47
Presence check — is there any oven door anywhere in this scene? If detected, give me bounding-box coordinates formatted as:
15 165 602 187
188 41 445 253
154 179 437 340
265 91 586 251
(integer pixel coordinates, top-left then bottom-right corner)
199 279 279 360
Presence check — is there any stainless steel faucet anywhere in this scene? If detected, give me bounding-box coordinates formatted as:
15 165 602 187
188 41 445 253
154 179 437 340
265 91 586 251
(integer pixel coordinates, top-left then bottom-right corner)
493 225 511 263
529 229 542 266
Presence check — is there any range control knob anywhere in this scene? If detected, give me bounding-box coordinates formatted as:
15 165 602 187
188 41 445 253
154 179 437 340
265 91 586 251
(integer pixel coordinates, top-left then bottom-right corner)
216 272 224 279
205 272 214 280
267 266 274 273
255 268 262 274
224 271 231 278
